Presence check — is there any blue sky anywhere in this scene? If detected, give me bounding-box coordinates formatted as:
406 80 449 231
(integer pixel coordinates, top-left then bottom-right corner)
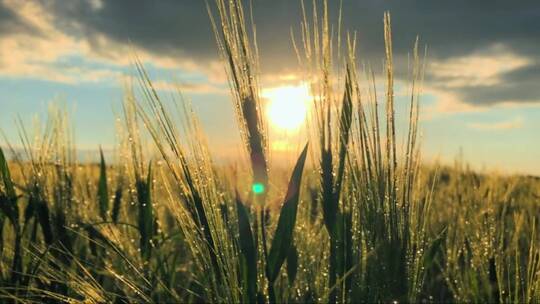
0 0 539 175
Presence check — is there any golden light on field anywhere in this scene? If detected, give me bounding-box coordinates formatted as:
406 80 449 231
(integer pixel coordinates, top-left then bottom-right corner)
262 84 311 132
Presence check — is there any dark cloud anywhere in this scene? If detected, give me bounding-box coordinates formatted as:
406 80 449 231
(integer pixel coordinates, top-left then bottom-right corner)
0 1 37 35
40 0 307 71
503 64 540 83
7 0 540 105
346 0 540 59
40 0 215 60
448 64 540 105
456 82 540 105
38 0 540 63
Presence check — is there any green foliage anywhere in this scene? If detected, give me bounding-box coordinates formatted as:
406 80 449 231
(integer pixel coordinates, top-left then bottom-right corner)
0 146 22 285
266 143 308 283
136 162 154 261
286 243 298 285
111 180 123 224
236 195 257 303
98 147 109 221
0 146 16 199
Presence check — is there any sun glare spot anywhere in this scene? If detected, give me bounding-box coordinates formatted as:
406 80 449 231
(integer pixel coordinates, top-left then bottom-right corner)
262 84 311 131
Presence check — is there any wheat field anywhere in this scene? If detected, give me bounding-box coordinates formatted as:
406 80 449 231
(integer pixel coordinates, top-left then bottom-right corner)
0 1 539 303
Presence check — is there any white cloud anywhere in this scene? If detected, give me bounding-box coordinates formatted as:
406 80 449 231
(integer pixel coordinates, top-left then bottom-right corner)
0 0 227 90
0 0 126 84
468 117 524 131
421 45 539 116
150 80 226 95
428 44 531 88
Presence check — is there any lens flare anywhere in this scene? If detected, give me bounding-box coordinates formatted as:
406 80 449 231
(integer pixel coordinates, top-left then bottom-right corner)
252 183 265 194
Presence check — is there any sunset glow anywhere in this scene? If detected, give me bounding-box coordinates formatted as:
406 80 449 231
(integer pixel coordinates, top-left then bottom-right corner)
263 84 311 131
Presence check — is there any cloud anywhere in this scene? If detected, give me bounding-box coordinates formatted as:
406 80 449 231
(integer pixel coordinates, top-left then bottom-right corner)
0 0 38 35
0 0 228 88
0 0 539 109
0 0 118 83
423 45 540 111
428 45 531 88
468 117 524 131
150 80 227 95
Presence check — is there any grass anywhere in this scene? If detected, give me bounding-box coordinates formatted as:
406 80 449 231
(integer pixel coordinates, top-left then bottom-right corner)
0 0 539 303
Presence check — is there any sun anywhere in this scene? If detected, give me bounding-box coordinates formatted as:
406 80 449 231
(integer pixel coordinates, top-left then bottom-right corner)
262 84 311 131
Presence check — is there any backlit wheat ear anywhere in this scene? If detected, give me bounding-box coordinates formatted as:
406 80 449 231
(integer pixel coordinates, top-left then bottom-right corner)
210 0 268 201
